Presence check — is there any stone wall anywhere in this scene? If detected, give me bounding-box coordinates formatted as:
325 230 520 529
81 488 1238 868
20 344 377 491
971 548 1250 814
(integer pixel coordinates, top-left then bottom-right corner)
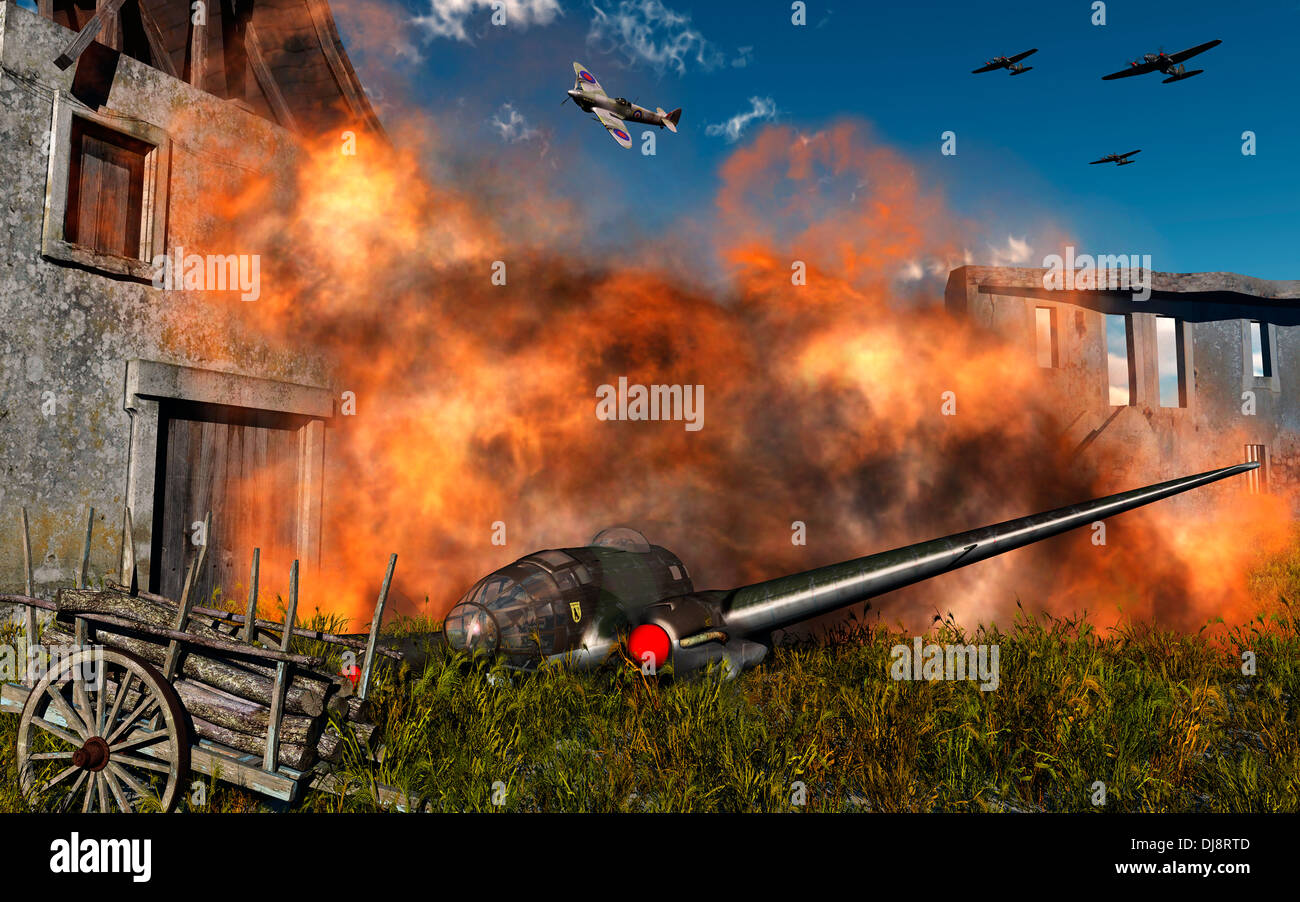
0 3 333 597
946 265 1300 510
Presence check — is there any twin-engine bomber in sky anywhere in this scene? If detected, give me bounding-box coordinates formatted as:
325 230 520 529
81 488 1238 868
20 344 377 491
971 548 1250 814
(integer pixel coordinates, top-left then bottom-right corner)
443 463 1257 677
1101 39 1222 83
971 48 1037 75
1090 150 1141 166
565 62 681 149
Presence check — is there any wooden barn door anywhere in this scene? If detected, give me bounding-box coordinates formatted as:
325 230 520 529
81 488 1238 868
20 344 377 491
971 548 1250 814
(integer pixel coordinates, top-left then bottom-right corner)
151 400 309 607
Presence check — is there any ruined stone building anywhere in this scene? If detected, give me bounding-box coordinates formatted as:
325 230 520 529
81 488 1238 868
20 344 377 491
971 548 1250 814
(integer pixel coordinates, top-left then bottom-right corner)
946 266 1300 500
0 0 380 604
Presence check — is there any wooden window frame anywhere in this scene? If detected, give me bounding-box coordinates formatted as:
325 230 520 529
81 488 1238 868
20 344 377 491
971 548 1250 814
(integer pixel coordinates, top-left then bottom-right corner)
42 91 172 281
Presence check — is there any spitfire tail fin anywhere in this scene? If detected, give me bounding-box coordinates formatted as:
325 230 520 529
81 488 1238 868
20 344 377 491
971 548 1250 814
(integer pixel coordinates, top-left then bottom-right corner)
658 107 681 132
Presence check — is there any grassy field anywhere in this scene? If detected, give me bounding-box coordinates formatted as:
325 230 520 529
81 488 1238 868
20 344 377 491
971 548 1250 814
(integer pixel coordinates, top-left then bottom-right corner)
3 576 1298 813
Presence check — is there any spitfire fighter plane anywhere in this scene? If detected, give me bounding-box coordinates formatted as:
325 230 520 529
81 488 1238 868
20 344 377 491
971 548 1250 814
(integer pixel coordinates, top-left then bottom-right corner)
1090 150 1141 166
441 463 1257 678
566 62 682 148
972 48 1037 75
1102 39 1221 83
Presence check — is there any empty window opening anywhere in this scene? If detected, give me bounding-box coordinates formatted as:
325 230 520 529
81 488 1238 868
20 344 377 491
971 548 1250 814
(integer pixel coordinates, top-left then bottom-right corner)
1104 314 1135 406
1035 307 1059 368
1245 444 1269 494
1249 321 1273 378
64 117 153 259
1156 316 1187 408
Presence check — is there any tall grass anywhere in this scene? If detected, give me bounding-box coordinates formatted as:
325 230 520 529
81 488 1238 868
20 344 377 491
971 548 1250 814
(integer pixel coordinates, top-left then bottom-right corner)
1 576 1296 813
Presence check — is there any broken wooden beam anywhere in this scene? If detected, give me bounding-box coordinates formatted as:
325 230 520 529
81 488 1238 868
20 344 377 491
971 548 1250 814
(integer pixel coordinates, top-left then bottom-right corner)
54 0 127 70
244 21 299 132
359 553 397 700
135 1 178 77
187 6 207 89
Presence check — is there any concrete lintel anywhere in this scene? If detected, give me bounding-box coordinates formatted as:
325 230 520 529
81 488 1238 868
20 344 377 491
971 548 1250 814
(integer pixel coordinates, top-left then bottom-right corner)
950 265 1300 301
125 358 334 418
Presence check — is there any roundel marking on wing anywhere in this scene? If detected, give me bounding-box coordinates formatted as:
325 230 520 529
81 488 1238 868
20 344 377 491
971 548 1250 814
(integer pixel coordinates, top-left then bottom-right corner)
613 128 630 141
580 70 596 83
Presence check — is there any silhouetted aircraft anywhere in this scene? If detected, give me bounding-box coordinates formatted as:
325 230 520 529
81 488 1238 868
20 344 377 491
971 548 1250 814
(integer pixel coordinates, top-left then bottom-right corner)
972 48 1037 75
1090 150 1141 166
1102 40 1221 83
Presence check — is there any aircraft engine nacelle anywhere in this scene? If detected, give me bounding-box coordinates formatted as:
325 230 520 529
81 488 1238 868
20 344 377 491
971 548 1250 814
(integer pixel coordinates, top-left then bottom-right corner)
628 591 767 678
1162 65 1203 83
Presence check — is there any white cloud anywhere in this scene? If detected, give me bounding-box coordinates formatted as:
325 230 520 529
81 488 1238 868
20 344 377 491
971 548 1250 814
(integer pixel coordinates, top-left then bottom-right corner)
489 102 540 143
899 257 961 282
705 97 778 143
732 46 754 68
587 0 725 74
988 235 1032 267
413 0 563 43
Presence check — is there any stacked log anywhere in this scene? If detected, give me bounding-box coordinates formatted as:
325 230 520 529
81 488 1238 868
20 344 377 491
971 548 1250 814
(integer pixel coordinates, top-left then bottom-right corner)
48 586 383 772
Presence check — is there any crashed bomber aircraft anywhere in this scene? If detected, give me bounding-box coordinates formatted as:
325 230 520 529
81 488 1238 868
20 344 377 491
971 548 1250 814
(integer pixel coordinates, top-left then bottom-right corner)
442 462 1258 677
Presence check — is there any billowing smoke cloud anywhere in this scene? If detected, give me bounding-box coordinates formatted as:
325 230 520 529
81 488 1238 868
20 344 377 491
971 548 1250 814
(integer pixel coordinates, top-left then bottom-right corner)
195 107 1290 636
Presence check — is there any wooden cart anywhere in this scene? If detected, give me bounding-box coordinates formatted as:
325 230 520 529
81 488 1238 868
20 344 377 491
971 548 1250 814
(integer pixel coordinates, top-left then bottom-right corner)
1 507 408 812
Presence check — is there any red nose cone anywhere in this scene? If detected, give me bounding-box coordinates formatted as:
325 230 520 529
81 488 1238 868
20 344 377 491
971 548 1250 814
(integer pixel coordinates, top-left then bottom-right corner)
628 624 671 670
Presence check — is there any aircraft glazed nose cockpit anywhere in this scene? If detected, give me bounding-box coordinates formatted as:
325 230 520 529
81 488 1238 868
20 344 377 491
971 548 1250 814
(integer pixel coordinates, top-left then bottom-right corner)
444 567 566 658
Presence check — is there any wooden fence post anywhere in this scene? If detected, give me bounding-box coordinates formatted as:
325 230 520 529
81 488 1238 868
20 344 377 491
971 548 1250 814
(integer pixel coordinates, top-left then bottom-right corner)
264 559 299 771
358 554 397 700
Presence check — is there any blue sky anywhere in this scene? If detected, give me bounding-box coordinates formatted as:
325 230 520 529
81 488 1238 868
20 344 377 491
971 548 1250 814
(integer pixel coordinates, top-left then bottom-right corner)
331 0 1299 280
19 0 1289 277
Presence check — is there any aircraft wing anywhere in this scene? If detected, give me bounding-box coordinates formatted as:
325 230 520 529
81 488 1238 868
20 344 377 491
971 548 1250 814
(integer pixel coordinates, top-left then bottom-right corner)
1119 149 1141 158
1169 39 1221 63
572 62 607 96
1102 60 1158 80
1008 48 1038 62
593 107 632 149
971 61 1003 73
1089 157 1110 165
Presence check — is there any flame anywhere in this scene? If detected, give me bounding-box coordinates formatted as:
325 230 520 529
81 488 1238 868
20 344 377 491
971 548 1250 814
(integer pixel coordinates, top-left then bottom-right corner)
177 103 1290 636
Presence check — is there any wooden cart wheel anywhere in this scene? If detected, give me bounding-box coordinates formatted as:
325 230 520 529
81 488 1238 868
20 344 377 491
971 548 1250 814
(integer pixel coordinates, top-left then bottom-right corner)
16 647 190 812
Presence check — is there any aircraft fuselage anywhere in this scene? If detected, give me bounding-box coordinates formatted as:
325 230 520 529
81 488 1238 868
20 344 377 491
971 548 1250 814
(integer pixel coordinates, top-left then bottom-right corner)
567 90 672 128
441 464 1257 678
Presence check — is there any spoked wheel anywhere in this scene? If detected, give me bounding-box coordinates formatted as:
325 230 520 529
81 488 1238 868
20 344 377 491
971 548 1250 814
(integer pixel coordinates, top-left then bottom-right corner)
16 647 190 812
